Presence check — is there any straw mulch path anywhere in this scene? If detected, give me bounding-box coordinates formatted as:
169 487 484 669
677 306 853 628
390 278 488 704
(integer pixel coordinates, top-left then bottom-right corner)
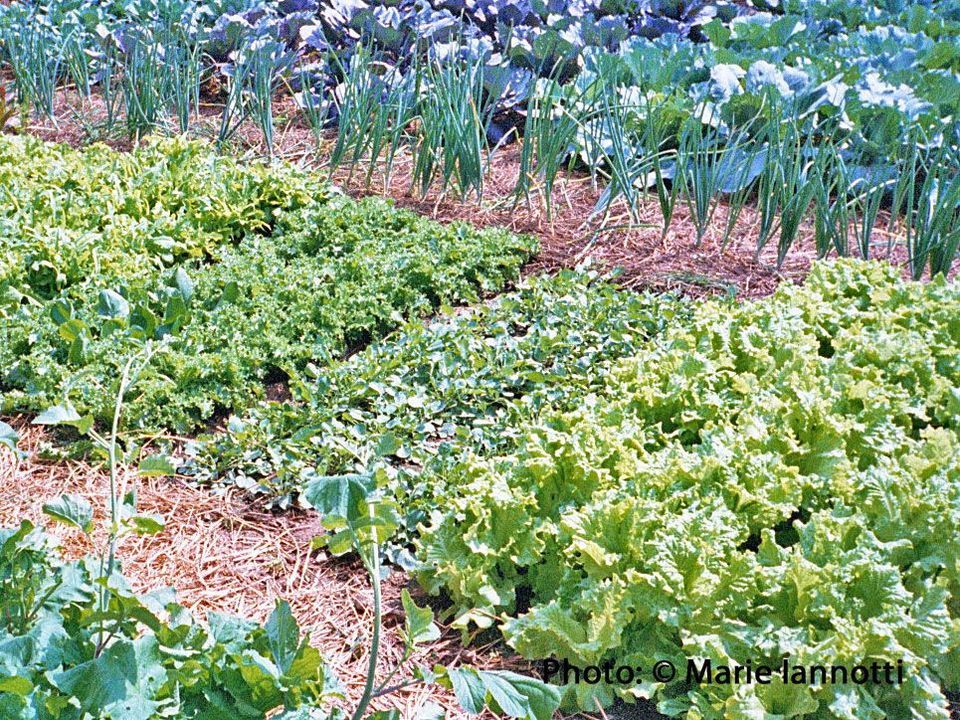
0 420 518 719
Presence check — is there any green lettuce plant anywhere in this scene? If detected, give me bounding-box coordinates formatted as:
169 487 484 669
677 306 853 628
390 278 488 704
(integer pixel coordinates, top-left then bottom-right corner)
417 259 960 718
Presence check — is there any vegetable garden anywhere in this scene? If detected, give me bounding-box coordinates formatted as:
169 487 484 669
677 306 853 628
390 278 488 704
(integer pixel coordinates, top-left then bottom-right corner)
1 1 959 719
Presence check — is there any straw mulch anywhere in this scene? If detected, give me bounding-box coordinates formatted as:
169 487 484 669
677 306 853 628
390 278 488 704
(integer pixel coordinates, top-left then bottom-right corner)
0 420 522 719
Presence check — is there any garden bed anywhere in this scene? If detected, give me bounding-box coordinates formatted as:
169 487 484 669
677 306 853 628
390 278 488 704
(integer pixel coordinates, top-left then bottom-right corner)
1 2 959 717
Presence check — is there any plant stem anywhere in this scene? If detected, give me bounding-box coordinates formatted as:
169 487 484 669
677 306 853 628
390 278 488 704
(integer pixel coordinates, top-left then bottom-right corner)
352 505 382 720
106 357 133 580
95 356 132 656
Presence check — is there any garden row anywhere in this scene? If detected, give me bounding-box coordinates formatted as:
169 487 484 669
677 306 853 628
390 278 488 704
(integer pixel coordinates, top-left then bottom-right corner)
414 259 960 718
0 135 534 432
2 1 959 274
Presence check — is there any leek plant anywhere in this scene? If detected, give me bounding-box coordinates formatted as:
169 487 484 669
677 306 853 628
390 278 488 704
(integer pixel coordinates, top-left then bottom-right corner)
413 53 499 200
4 19 63 119
515 72 593 219
907 131 960 278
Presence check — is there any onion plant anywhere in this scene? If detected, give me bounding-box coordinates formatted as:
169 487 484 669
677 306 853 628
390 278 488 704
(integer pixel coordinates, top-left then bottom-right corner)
217 46 252 147
122 29 169 138
849 170 888 261
888 125 921 255
63 29 93 100
245 37 297 153
812 141 853 258
164 26 205 135
754 115 784 258
575 66 663 226
355 57 418 190
297 70 334 144
678 109 758 247
643 100 683 240
326 44 408 186
719 140 763 249
592 80 648 222
775 121 817 268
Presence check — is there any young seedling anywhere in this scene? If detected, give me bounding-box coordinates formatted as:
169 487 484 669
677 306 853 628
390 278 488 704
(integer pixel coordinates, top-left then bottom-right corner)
34 339 172 656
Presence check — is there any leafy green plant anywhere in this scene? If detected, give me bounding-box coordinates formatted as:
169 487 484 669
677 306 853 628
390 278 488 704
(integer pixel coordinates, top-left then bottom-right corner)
0 518 339 718
7 307 559 720
191 269 686 550
417 259 960 718
0 419 22 458
34 341 170 625
3 322 339 718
